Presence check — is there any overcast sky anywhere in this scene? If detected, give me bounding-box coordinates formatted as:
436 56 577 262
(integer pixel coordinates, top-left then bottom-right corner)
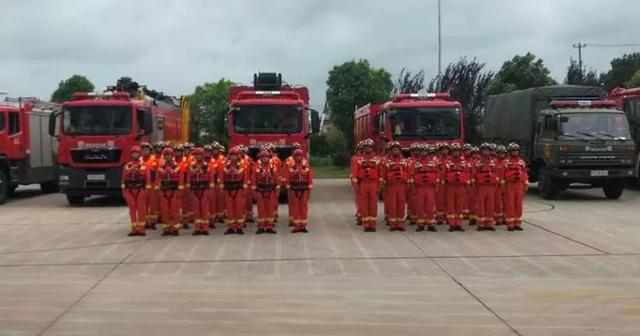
2 0 639 109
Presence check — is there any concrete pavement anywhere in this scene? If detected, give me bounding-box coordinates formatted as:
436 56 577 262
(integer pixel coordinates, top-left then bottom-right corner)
0 180 639 335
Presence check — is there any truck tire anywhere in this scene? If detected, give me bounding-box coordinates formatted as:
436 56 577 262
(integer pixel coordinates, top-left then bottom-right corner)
66 194 84 206
40 181 59 194
0 170 8 205
603 182 624 200
537 168 558 200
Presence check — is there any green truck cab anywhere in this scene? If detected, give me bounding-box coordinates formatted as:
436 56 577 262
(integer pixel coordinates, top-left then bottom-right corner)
485 86 635 199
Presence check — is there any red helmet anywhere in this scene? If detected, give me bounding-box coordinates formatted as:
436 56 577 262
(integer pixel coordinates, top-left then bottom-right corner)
258 150 271 158
228 146 241 155
193 147 205 156
162 147 174 156
293 149 304 156
130 145 142 153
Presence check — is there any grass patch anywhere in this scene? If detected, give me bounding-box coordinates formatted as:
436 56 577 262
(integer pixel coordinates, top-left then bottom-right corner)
313 165 350 178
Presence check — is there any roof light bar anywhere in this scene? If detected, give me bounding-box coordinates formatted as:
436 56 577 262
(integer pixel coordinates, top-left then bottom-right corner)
254 91 281 95
550 99 618 108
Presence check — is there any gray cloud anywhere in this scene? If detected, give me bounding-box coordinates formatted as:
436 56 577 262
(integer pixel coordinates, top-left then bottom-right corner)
2 0 639 108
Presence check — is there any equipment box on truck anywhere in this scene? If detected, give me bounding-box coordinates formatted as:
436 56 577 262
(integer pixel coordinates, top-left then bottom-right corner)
484 85 635 199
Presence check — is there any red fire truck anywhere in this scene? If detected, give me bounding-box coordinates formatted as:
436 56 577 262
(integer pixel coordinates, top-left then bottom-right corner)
48 77 187 205
354 92 464 153
0 95 59 204
227 73 320 159
607 87 640 183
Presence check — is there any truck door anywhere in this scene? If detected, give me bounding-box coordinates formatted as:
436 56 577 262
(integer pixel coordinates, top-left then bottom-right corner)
534 114 556 160
6 110 25 160
155 117 165 142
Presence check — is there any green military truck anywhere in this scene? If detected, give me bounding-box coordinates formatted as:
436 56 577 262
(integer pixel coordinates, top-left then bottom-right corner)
484 86 636 199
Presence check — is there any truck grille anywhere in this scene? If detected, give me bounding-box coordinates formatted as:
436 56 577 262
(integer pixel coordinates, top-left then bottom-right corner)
559 154 631 166
71 148 122 164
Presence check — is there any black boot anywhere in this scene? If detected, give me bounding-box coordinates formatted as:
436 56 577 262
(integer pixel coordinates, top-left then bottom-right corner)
192 231 201 236
416 226 425 232
256 228 264 234
397 227 406 232
448 227 456 232
486 227 496 231
202 231 209 236
477 227 484 232
224 228 234 235
127 232 136 237
507 227 514 232
172 231 179 236
514 226 523 231
161 231 171 236
427 226 437 232
236 229 244 235
456 226 465 232
301 228 308 233
182 223 190 229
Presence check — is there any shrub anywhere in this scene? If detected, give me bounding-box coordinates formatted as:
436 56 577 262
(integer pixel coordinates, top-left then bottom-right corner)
331 152 351 167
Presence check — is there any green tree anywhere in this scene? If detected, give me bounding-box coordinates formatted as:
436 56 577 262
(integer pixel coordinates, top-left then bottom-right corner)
325 59 393 149
600 53 640 90
428 57 493 142
627 69 640 88
488 52 557 94
565 58 601 86
189 78 233 144
50 75 94 103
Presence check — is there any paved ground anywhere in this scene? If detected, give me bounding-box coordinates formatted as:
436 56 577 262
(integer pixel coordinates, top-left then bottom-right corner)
1 180 639 336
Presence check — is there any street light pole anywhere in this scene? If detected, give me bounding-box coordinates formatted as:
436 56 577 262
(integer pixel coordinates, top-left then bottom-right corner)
572 43 587 70
437 0 442 91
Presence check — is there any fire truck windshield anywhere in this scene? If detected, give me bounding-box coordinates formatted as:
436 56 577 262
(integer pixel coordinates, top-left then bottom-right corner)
389 107 461 140
62 105 132 135
233 105 302 134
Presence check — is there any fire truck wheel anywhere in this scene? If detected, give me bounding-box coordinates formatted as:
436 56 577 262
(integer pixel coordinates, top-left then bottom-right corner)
66 194 85 206
40 181 59 194
0 170 7 205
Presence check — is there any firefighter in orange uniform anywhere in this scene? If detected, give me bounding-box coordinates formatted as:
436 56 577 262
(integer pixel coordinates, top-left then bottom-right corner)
286 148 313 233
284 142 304 226
494 145 507 225
350 141 364 225
153 142 164 159
412 144 440 232
158 147 183 236
266 144 281 223
443 143 470 232
141 143 159 229
503 143 528 231
351 139 380 232
212 143 226 223
461 143 473 220
467 146 481 225
220 147 250 235
123 145 150 236
473 143 500 231
239 145 255 224
252 150 280 234
182 143 195 225
187 147 214 235
436 143 450 225
381 141 409 231
203 145 218 229
405 143 420 225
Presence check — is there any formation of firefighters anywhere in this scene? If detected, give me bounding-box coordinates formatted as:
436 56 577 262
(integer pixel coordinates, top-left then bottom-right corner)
350 140 528 232
121 138 528 236
121 142 313 236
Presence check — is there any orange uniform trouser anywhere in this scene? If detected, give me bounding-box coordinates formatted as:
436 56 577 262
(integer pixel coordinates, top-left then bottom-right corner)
192 190 210 232
415 186 437 227
476 185 496 228
256 190 276 229
386 183 406 229
245 189 254 220
445 184 466 227
406 184 416 222
224 189 245 230
288 189 309 229
494 185 505 223
208 187 217 224
436 185 447 222
504 183 524 228
123 188 146 234
181 190 193 224
216 188 225 220
146 188 160 225
160 189 181 233
357 181 378 229
468 185 477 222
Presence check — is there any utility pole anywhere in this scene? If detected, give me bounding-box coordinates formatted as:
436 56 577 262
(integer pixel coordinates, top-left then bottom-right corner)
437 0 442 92
572 43 587 70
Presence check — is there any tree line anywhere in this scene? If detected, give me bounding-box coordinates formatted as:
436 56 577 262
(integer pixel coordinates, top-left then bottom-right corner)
50 51 640 164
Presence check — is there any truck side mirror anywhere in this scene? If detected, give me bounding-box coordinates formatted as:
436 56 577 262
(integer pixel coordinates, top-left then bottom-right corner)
310 109 321 134
48 111 60 137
